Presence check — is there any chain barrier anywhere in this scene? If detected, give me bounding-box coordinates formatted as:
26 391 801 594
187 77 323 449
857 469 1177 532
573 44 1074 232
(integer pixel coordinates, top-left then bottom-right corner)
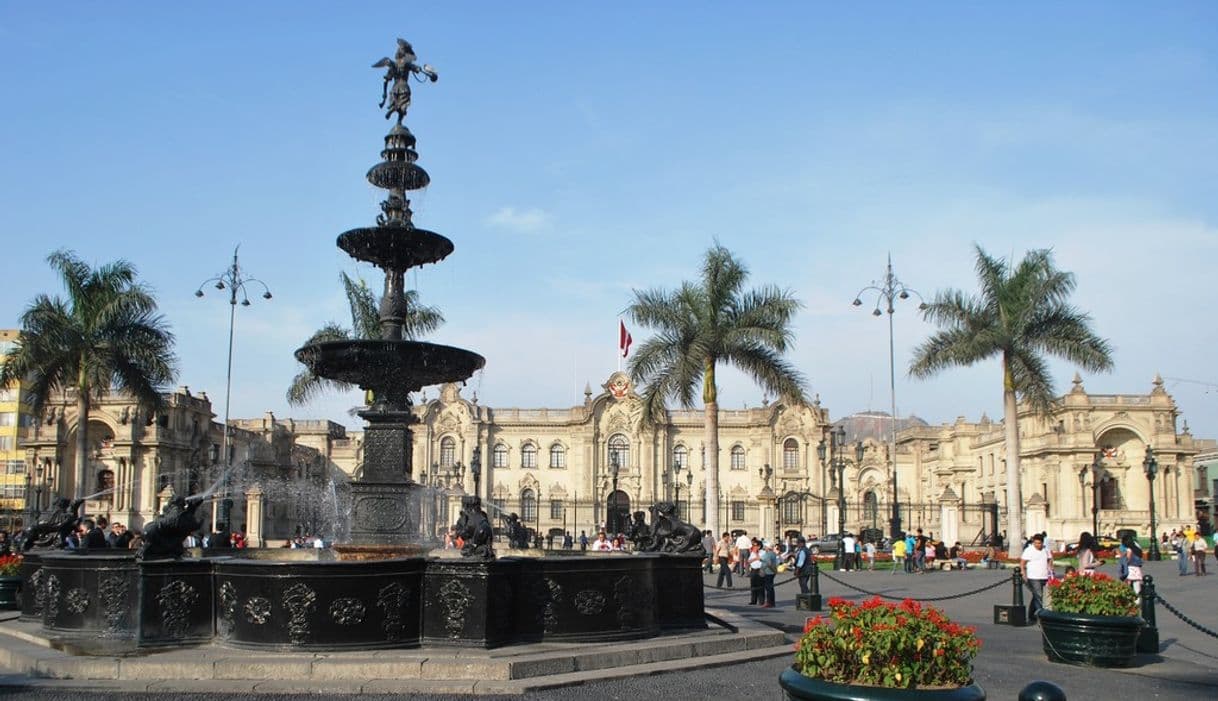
702 567 1009 602
1155 594 1218 640
818 569 1010 602
702 570 798 591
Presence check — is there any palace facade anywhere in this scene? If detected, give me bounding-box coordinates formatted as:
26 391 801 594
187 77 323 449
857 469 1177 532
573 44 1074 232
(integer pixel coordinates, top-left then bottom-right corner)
5 363 1214 547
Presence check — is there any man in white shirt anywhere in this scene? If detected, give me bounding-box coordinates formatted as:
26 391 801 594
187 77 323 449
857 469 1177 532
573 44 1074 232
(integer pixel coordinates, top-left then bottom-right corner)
840 533 856 571
1020 533 1051 622
735 532 752 576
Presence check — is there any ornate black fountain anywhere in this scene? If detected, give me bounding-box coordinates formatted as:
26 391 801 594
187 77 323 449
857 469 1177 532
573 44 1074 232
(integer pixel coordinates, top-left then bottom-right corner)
18 39 706 654
294 38 484 545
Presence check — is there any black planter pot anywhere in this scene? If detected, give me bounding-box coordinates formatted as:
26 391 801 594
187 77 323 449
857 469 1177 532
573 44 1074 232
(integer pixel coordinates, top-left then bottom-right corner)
1038 609 1144 668
0 575 21 610
779 667 986 701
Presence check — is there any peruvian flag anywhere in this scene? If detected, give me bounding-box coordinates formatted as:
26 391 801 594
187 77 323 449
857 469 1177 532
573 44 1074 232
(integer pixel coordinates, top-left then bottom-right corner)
619 320 633 358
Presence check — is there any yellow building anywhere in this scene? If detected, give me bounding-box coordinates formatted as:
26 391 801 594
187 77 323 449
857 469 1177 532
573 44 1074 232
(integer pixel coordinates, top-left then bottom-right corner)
0 329 36 532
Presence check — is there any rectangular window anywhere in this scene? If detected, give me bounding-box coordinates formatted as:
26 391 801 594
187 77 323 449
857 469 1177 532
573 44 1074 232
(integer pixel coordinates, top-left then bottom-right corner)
0 412 15 426
0 437 12 451
731 500 745 522
2 484 22 499
0 389 16 402
5 460 24 474
550 500 563 520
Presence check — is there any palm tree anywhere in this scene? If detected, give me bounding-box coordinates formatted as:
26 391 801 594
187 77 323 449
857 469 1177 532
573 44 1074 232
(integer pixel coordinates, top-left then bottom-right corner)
909 245 1113 556
0 250 177 496
286 272 444 406
627 244 807 536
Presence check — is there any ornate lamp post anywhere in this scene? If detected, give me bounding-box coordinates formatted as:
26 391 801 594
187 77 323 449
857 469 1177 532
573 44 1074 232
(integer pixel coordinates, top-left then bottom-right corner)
854 440 865 533
816 438 828 535
609 452 621 534
195 245 272 531
853 254 924 541
1090 452 1104 537
673 460 683 518
662 464 671 503
827 425 848 569
1143 446 1161 561
470 447 482 496
685 469 693 523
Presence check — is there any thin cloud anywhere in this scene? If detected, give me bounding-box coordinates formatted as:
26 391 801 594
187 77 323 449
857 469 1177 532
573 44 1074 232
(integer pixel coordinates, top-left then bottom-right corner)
485 206 553 233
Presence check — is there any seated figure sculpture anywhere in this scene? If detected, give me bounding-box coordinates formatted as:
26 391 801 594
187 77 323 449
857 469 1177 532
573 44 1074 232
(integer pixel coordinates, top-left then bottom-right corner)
455 496 494 559
647 501 706 556
626 510 654 551
22 497 85 551
138 495 205 560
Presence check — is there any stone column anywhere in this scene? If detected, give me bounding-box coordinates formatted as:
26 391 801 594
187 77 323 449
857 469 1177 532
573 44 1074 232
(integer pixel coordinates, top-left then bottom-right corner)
245 485 264 547
939 486 961 548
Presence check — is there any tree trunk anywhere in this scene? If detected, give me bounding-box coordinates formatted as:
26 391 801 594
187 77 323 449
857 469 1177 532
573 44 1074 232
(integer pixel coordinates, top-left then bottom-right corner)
703 359 720 537
704 400 719 537
1003 360 1023 558
75 387 90 500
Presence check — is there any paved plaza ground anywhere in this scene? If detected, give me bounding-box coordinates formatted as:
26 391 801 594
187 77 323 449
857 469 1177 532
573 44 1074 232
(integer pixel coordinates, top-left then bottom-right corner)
0 557 1214 699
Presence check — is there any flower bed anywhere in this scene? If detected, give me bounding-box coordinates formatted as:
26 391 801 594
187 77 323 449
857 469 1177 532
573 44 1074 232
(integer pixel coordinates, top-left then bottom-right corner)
793 597 981 689
0 554 20 577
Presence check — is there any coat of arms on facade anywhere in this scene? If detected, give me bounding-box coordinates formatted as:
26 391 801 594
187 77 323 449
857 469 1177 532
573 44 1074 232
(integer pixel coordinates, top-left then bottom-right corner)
604 371 632 400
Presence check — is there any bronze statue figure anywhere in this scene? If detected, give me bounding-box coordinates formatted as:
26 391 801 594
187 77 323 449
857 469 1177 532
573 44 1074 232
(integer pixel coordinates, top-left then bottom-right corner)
504 512 530 549
137 495 205 560
373 38 438 124
647 501 705 556
455 496 494 559
21 496 84 551
626 510 654 551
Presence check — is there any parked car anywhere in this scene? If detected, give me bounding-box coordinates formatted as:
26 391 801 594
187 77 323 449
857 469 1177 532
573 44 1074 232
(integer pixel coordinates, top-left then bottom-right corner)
807 534 843 555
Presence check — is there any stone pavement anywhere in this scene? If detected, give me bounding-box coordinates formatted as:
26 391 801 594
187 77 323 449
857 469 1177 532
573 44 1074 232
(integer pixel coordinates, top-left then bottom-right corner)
0 558 1214 699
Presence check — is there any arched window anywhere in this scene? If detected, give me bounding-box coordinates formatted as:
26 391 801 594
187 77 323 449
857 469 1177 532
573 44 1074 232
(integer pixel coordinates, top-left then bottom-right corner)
608 434 629 471
730 445 746 470
521 488 537 521
521 444 537 469
783 438 799 470
549 444 566 469
440 437 456 467
492 443 508 468
673 445 688 470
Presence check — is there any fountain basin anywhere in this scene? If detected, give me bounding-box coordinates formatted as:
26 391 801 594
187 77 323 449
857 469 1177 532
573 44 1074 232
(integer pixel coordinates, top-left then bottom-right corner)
20 551 705 652
337 225 452 269
294 340 485 394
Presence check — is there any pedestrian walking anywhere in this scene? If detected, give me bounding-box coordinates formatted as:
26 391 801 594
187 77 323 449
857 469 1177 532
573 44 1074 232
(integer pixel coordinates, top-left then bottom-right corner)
1193 535 1209 576
714 532 734 588
759 543 779 608
793 537 812 593
1020 533 1051 622
1122 534 1144 594
747 540 764 604
891 537 906 575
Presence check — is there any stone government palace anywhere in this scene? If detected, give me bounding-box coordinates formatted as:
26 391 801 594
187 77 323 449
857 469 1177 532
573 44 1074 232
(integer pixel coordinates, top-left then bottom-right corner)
3 325 1215 547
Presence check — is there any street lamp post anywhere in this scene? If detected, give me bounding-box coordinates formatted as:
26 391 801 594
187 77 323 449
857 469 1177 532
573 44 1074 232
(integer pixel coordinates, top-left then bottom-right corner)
195 245 272 532
816 439 828 535
470 447 482 496
609 452 621 535
822 426 849 569
685 470 693 524
853 254 924 541
673 462 682 519
1143 446 1161 561
662 465 671 503
1090 452 1103 537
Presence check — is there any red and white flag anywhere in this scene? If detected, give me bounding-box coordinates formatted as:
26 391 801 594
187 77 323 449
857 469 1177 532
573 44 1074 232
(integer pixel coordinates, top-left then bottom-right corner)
618 320 633 358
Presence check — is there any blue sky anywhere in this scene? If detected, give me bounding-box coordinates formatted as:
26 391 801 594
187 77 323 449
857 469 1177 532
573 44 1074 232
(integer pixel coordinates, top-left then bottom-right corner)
2 3 1216 440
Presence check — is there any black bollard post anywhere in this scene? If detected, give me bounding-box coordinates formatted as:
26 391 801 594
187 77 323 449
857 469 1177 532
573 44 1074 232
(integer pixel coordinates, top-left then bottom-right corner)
1019 680 1067 701
797 561 823 611
994 568 1028 626
1136 574 1159 654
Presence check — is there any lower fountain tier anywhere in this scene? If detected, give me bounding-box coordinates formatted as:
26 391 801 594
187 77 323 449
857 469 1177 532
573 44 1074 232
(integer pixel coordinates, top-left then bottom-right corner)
19 551 706 651
337 225 453 270
294 340 485 395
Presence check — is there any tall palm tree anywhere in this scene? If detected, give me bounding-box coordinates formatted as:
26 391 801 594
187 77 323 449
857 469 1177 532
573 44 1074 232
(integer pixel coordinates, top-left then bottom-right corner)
286 272 444 406
909 245 1113 556
627 244 807 536
0 250 177 496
